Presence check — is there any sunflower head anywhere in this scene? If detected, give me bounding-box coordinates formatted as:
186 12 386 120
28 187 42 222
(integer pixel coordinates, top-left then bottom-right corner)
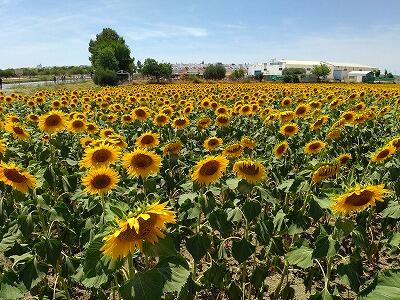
191 155 228 185
371 145 396 163
240 137 256 150
233 159 266 184
312 163 340 183
304 140 326 155
274 141 289 158
135 132 160 149
82 167 120 196
81 143 121 169
38 110 66 134
0 162 36 193
222 143 244 158
163 141 183 156
122 149 162 178
204 137 223 151
337 153 352 165
280 123 299 137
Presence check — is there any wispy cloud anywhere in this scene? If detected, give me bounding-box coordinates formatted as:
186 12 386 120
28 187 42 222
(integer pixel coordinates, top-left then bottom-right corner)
125 24 208 40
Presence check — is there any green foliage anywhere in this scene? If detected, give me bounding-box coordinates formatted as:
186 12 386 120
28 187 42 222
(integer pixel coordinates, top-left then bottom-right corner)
311 64 331 81
140 58 173 82
230 69 246 80
203 63 226 80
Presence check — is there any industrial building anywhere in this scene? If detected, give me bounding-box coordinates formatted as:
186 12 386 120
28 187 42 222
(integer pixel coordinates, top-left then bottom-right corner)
248 59 378 82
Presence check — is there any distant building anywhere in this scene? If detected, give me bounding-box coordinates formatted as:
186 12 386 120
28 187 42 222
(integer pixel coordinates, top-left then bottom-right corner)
347 71 374 83
248 59 378 82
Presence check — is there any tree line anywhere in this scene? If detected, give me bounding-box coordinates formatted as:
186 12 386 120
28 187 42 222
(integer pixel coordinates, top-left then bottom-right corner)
0 66 93 78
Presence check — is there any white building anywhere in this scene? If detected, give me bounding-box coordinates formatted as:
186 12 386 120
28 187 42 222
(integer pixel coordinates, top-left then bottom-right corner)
347 71 374 83
248 59 378 81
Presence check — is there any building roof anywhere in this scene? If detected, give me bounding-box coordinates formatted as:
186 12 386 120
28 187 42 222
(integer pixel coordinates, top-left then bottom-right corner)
280 59 322 66
348 71 373 76
324 61 376 69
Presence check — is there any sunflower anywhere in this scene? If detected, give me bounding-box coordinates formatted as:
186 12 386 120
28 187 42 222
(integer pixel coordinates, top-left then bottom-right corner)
122 149 162 178
38 110 66 134
4 122 30 140
371 145 396 163
197 116 212 129
172 116 190 129
204 137 223 151
191 155 228 185
215 114 230 127
304 140 326 155
101 202 176 259
135 132 160 149
82 167 120 195
0 162 36 193
311 163 340 183
280 123 299 137
274 141 289 158
294 104 310 118
163 141 183 156
105 134 128 149
388 136 400 151
222 143 244 158
326 129 341 141
240 136 256 150
337 153 352 165
80 144 120 169
27 113 39 123
332 184 389 215
153 113 169 127
132 107 150 121
80 137 94 149
68 118 86 133
233 159 266 184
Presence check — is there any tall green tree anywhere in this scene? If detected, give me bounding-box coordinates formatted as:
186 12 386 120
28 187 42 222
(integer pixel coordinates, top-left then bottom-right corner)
140 58 172 82
203 64 226 80
89 28 134 85
311 64 331 81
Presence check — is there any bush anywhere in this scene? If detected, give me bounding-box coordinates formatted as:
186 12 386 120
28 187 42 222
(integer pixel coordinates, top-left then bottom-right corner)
93 68 118 86
203 64 226 80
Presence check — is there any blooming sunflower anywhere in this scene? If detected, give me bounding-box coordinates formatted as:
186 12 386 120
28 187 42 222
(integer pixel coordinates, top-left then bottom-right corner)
82 167 120 195
204 137 223 151
311 163 340 183
222 143 244 158
163 141 183 156
153 113 169 127
233 159 266 184
280 123 299 137
0 162 36 193
240 136 256 150
135 132 160 149
197 117 212 129
326 129 341 141
389 136 400 151
132 107 150 121
172 116 190 129
215 114 230 127
337 153 352 165
371 145 396 163
80 144 121 169
4 122 30 140
273 141 289 158
304 140 326 155
68 118 86 133
122 149 162 178
38 110 66 134
191 155 228 185
332 184 389 215
101 202 176 260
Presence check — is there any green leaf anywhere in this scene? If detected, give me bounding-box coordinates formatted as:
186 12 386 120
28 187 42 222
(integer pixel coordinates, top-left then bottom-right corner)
237 180 253 194
20 258 47 290
186 233 211 262
277 179 294 192
209 209 233 236
335 218 355 238
0 282 26 299
143 236 178 257
360 269 400 300
250 266 269 294
231 238 255 264
273 209 286 232
337 252 363 293
0 224 20 252
226 178 240 190
389 233 400 247
227 207 242 222
82 274 108 288
255 186 277 205
203 263 228 287
382 202 400 219
242 201 261 222
313 227 339 258
178 192 197 205
227 282 242 300
156 256 190 293
287 246 313 269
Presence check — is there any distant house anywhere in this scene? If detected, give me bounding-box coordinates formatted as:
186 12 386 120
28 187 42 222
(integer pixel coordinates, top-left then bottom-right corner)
347 71 374 83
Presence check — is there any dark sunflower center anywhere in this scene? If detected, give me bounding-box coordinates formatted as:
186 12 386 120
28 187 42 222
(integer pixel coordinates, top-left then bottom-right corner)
296 107 306 114
13 127 24 135
93 149 112 163
285 126 295 133
4 168 27 183
344 190 374 207
199 160 220 176
135 109 146 117
72 120 84 128
377 149 390 159
157 116 167 122
239 164 260 176
208 139 219 146
132 154 153 168
277 145 286 155
309 143 321 150
175 119 186 126
92 174 111 189
141 135 155 145
45 115 62 127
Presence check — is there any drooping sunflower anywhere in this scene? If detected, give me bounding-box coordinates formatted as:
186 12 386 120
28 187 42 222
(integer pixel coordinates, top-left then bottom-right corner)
273 141 289 158
240 136 256 150
326 129 341 141
163 140 183 156
311 163 340 183
38 110 66 134
337 153 352 165
304 140 326 155
80 144 121 169
332 184 389 215
371 145 396 163
389 136 400 151
101 202 176 259
82 167 120 195
233 159 266 184
280 123 299 137
222 143 244 158
204 137 223 151
122 149 162 178
135 132 160 149
4 122 30 140
0 162 36 193
191 155 228 185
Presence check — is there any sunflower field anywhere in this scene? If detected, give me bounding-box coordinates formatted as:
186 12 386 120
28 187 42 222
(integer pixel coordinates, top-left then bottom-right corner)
0 83 400 300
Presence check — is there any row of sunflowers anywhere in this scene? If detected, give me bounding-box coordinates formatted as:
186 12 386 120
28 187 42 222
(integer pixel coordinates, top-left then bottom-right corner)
0 83 399 299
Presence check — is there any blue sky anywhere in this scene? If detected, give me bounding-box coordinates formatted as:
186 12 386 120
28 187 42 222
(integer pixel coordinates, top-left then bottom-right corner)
1 0 399 73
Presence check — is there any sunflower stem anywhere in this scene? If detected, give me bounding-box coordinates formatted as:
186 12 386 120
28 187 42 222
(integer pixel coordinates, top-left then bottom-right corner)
127 252 135 279
324 256 333 291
